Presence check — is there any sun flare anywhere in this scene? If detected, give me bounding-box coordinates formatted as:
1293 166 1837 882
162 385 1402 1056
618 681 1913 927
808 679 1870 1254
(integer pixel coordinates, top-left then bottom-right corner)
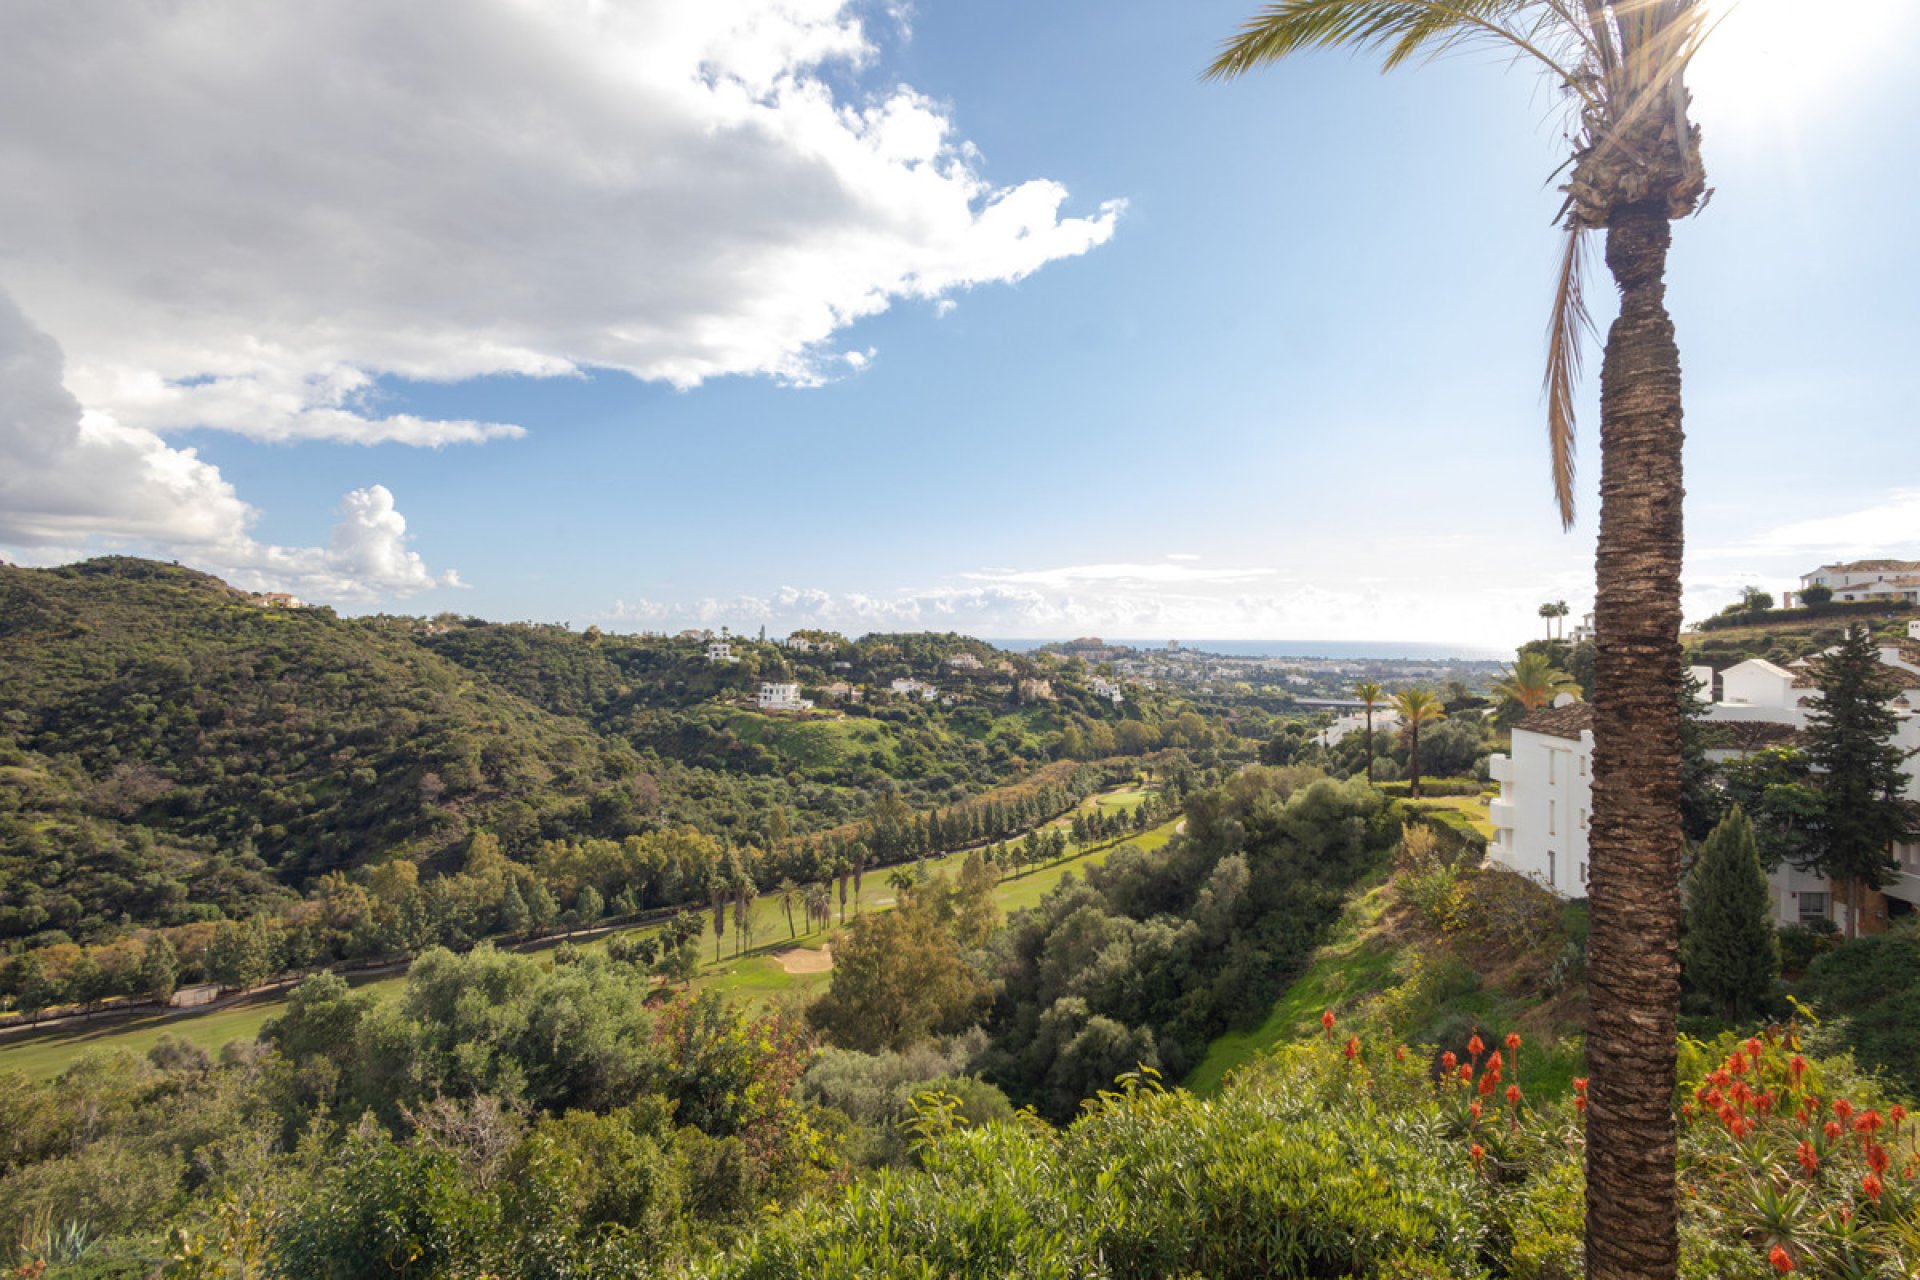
1689 0 1916 130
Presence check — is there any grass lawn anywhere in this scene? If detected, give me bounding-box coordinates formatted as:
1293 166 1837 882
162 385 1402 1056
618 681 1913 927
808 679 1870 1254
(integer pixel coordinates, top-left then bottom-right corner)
1185 880 1395 1095
0 969 407 1082
1410 793 1496 840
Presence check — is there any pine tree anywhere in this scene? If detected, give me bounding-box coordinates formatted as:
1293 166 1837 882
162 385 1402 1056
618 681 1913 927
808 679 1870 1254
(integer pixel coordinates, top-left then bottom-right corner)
526 882 558 938
1681 807 1778 1023
498 878 531 937
1803 626 1917 938
574 885 604 931
139 933 179 1004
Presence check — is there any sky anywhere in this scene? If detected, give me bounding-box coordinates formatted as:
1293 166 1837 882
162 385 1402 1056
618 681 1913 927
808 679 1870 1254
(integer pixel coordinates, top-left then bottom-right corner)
1 0 1916 653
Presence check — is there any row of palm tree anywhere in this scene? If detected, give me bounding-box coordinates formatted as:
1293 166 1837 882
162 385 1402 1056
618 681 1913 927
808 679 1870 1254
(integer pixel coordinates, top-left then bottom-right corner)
1215 3 1714 1273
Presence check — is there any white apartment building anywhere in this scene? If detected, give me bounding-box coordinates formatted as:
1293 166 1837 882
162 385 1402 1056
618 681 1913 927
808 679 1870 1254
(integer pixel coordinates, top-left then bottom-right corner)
757 682 812 712
1785 559 1920 607
706 640 735 663
1489 643 1920 932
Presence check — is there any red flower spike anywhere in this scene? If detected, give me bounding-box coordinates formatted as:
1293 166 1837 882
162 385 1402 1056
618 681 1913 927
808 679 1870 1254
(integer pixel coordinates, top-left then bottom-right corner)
1470 1100 1482 1123
1890 1104 1906 1130
1460 1064 1473 1082
1796 1141 1819 1175
1441 1051 1457 1072
1572 1077 1588 1095
1467 1035 1484 1060
1856 1109 1883 1134
1834 1098 1854 1123
1395 1044 1406 1062
1344 1036 1359 1062
1862 1173 1884 1203
1478 1075 1496 1097
1728 1055 1748 1077
1769 1244 1793 1274
1321 1009 1335 1040
1788 1055 1808 1080
1747 1037 1764 1062
1487 1049 1503 1073
1867 1144 1889 1175
1505 1084 1521 1107
1506 1031 1522 1052
1825 1121 1844 1141
1575 1096 1587 1113
1469 1143 1485 1169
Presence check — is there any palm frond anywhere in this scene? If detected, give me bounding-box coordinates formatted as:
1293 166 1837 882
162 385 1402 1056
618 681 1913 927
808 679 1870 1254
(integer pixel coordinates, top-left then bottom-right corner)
1543 222 1593 529
1205 0 1592 105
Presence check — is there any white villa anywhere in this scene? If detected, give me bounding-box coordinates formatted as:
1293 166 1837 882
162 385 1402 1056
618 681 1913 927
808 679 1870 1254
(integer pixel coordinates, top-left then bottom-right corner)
757 682 812 712
706 640 735 663
1317 706 1401 748
1785 559 1920 608
1489 629 1920 933
1088 676 1125 704
946 652 984 672
890 677 938 701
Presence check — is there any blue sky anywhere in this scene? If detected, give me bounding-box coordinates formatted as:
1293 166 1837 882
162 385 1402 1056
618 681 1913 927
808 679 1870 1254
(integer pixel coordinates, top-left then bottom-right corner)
2 0 1915 651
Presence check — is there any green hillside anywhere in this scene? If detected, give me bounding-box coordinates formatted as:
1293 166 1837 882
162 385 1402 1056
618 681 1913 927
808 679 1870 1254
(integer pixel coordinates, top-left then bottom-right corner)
0 560 641 942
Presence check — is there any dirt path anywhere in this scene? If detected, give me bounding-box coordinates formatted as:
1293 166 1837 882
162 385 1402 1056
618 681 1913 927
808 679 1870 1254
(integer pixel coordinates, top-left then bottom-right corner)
774 945 833 974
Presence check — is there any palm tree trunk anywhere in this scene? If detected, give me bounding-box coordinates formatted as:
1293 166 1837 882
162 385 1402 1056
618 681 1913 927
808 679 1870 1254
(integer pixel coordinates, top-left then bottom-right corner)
1408 725 1421 800
1364 707 1374 783
1584 202 1685 1280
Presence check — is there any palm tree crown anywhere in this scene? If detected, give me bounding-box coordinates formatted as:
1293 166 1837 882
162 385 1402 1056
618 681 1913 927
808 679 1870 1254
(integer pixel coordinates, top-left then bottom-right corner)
1492 651 1584 715
1208 0 1710 527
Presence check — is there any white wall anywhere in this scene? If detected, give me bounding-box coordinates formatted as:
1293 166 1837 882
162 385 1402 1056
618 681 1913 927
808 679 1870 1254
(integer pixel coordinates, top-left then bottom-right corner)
1719 659 1798 710
1487 726 1591 896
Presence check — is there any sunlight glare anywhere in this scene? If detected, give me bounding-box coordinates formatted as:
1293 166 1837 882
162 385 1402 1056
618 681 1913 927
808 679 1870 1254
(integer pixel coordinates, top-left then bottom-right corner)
1688 0 1917 134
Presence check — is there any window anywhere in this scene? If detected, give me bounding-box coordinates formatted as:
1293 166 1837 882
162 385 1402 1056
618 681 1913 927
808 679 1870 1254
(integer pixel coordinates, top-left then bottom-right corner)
1578 807 1588 831
1548 850 1557 887
1549 800 1557 836
1578 754 1587 777
1579 861 1588 885
1798 892 1829 927
1549 752 1557 785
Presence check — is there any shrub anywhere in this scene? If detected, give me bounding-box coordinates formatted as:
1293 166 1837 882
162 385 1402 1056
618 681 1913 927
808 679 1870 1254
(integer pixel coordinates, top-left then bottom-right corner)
693 1025 1920 1280
1439 870 1564 954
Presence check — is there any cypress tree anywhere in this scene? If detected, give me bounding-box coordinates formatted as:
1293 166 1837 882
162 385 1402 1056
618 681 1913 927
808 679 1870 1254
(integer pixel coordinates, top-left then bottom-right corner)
1681 806 1779 1023
1803 626 1916 937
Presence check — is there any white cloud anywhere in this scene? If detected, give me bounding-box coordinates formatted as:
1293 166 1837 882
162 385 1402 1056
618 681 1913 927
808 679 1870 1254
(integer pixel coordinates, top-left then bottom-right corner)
962 562 1277 588
600 556 1529 651
0 291 458 602
1732 492 1920 559
0 0 1122 445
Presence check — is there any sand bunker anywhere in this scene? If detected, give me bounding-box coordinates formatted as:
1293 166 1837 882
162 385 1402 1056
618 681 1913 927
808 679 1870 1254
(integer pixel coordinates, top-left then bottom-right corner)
775 945 833 974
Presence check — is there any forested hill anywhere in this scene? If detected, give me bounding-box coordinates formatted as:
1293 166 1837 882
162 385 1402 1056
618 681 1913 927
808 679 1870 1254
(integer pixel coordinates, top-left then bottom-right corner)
0 559 1217 944
0 559 644 941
